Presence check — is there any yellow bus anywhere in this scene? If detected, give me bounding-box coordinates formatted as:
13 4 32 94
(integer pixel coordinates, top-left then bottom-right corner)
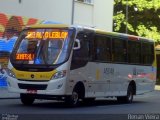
6 24 156 106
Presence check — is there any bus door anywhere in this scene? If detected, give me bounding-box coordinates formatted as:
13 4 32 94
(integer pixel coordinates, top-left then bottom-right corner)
70 29 109 97
70 30 94 96
89 34 112 96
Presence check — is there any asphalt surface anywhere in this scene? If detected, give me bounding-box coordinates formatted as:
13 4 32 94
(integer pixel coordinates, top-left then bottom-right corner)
0 91 160 114
0 89 160 120
0 85 160 99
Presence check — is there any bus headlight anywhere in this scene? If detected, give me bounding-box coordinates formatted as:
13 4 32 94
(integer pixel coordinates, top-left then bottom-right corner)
52 70 67 79
6 69 16 78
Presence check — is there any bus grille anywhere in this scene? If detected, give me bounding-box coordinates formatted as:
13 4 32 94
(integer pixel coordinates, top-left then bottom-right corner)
18 83 47 90
18 79 49 82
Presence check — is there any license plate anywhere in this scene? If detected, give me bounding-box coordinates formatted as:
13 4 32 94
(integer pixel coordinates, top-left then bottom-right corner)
27 89 37 94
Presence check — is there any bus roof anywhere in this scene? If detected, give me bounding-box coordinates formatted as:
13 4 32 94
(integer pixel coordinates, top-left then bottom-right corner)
25 24 154 43
94 28 154 42
26 24 69 29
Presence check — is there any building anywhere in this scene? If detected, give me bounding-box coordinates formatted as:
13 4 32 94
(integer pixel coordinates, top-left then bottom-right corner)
0 0 114 31
0 0 114 87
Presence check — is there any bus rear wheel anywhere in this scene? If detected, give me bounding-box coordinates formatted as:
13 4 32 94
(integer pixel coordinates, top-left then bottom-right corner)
20 94 35 105
117 85 134 103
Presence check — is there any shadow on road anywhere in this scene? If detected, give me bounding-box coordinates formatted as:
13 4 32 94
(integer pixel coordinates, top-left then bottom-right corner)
24 99 148 109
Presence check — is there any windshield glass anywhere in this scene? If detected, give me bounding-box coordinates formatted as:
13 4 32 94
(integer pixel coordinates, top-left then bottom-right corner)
11 28 75 66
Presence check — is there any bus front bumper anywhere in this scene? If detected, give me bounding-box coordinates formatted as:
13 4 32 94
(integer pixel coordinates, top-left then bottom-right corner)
6 76 67 96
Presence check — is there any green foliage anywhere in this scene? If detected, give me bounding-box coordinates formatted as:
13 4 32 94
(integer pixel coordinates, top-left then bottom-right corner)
136 25 160 42
113 0 160 43
113 13 125 31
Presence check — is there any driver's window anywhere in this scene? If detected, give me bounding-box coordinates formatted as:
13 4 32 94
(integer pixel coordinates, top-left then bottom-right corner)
71 32 90 70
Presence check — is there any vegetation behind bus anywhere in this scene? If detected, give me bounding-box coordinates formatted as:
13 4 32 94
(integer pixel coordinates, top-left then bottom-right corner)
113 0 160 43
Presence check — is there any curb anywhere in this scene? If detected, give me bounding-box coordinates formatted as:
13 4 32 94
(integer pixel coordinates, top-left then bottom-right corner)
0 97 19 99
155 85 160 90
0 87 20 99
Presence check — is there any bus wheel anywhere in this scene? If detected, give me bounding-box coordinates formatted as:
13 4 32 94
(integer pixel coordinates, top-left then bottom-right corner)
126 85 134 103
20 94 35 105
117 85 134 103
65 89 79 107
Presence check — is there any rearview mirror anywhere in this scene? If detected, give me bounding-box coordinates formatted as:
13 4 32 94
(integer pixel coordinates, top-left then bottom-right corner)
73 39 81 50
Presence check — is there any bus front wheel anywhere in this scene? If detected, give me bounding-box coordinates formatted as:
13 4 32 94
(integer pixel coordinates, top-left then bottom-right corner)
65 89 80 107
20 94 35 105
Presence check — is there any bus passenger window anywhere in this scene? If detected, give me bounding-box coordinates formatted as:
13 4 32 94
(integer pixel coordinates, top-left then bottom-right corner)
94 35 111 62
112 38 127 63
128 41 141 64
142 42 154 65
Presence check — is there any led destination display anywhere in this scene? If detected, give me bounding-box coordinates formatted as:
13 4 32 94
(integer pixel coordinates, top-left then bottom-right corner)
26 31 68 39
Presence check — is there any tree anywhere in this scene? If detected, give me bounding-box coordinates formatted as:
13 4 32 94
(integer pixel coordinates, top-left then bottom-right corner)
113 0 160 43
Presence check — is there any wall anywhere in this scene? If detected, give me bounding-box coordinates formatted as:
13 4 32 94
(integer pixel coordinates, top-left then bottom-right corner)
0 0 73 24
0 0 114 31
94 0 114 31
74 1 94 27
74 0 114 31
0 13 42 38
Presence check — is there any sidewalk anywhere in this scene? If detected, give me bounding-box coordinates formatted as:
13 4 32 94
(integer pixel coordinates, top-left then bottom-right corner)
155 85 160 90
0 87 19 99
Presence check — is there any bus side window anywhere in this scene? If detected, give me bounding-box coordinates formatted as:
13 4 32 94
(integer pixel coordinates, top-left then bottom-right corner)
128 40 141 64
112 38 127 63
93 35 112 62
71 32 89 70
142 42 154 65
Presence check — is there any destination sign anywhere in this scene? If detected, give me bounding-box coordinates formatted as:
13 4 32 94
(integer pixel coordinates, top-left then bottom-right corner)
16 53 35 61
26 31 68 39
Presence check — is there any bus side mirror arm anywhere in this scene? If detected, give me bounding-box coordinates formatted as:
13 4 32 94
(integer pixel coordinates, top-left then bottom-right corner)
73 39 81 50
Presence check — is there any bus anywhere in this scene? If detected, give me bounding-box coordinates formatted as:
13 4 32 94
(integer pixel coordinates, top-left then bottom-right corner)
6 24 156 106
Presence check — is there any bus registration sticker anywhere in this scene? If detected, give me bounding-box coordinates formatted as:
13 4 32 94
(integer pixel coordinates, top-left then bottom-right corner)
27 89 37 94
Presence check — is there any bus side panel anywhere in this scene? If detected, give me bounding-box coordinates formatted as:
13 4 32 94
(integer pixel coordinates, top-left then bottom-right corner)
68 61 156 98
135 66 156 95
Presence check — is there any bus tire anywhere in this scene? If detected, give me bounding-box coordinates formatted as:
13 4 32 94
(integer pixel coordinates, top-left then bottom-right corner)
117 85 134 103
65 88 80 107
20 94 35 105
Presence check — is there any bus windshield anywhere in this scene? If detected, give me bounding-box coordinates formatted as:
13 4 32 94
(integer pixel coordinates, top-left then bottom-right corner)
11 28 75 66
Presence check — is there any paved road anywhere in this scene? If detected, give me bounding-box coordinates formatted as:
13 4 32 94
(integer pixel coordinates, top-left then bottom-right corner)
0 90 160 120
